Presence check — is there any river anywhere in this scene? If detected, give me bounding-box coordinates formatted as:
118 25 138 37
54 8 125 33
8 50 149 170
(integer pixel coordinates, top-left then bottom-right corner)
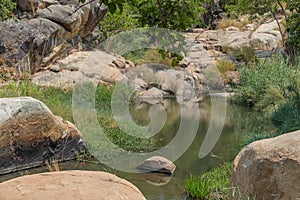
0 97 276 199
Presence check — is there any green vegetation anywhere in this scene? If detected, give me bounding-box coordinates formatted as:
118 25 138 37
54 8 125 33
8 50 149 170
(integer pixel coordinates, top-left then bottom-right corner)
232 55 300 133
128 0 206 31
0 81 160 153
286 1 300 55
98 3 139 40
232 55 300 109
0 0 16 21
185 163 232 199
123 48 174 66
186 54 300 200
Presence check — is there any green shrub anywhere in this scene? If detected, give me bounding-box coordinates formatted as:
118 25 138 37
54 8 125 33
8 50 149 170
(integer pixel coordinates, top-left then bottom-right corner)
98 3 139 41
231 55 300 110
0 0 16 21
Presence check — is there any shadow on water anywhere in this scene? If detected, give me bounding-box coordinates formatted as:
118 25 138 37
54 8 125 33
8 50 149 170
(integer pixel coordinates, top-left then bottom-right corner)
0 97 276 200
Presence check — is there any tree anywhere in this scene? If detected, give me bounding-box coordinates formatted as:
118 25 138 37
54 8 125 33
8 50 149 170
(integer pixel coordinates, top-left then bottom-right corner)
128 0 207 31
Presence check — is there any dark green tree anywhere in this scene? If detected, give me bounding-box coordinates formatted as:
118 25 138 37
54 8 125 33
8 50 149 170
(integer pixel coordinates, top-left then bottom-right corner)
128 0 206 31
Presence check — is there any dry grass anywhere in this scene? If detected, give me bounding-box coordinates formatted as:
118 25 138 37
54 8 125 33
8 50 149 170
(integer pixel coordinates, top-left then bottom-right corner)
217 18 251 30
46 160 60 172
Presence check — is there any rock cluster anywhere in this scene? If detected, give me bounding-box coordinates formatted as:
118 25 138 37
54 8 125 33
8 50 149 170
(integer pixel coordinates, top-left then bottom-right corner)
184 17 284 67
32 50 205 103
0 97 84 175
0 0 107 73
231 130 300 200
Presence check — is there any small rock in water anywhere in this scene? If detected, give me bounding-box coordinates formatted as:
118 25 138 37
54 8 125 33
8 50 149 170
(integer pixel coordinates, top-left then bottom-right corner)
137 156 176 175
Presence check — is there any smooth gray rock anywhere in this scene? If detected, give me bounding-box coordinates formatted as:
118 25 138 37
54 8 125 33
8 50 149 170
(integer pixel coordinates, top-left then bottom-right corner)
138 156 176 175
141 87 164 99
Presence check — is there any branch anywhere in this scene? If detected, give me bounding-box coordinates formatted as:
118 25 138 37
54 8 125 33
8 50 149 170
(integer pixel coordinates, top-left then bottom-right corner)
156 0 168 28
270 9 285 47
70 0 98 15
276 0 288 21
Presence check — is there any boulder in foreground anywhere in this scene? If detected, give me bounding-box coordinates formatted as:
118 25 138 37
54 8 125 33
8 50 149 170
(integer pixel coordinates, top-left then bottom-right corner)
0 97 84 174
230 130 300 200
0 170 146 200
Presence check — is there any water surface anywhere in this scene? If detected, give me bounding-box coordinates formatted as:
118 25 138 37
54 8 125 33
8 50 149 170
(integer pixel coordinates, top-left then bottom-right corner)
0 97 275 199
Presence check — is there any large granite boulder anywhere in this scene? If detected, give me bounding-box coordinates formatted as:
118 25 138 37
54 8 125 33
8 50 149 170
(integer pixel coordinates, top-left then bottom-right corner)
0 0 107 73
0 170 146 200
250 18 284 50
230 130 300 200
0 97 84 175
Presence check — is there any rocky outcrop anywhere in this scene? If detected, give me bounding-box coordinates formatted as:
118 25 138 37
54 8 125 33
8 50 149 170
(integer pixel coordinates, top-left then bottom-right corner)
137 156 176 175
194 18 283 52
0 0 107 74
0 170 146 200
0 97 84 175
32 51 205 102
230 130 300 200
32 50 129 88
129 64 205 103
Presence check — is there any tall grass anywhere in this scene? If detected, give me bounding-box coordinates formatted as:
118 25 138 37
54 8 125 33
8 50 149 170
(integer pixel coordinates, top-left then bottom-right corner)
185 163 232 199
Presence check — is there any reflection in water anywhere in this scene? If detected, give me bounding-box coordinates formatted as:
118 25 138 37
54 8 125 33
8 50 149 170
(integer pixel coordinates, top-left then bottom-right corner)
0 98 275 200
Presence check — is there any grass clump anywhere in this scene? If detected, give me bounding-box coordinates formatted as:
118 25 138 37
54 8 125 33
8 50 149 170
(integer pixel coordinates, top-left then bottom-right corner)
185 162 233 199
222 46 257 64
217 60 236 75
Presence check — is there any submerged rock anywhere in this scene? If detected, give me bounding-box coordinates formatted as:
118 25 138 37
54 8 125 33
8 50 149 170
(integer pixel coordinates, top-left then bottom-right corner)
230 130 300 200
0 97 85 175
0 170 146 200
138 156 176 175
